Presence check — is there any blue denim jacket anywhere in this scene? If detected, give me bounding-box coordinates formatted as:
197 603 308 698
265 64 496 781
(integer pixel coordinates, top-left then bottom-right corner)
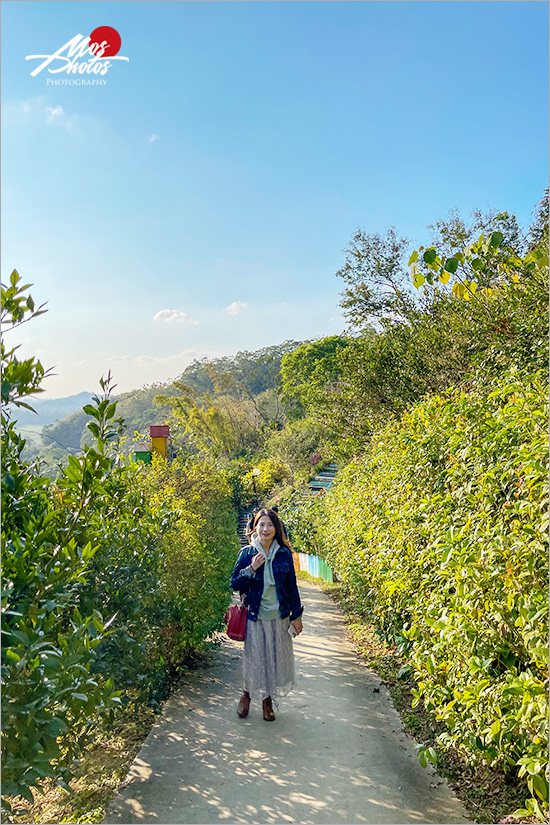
230 544 304 623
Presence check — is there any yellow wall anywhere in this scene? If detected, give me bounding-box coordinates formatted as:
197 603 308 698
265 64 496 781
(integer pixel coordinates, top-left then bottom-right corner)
151 436 168 458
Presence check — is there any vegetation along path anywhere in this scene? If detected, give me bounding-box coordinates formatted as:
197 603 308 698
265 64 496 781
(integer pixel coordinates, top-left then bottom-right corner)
104 581 469 824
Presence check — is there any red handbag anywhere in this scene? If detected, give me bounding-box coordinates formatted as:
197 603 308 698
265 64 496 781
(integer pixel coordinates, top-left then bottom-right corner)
225 604 248 641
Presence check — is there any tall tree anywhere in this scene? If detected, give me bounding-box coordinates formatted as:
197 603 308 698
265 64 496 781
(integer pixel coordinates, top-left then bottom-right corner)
280 336 349 415
427 207 527 259
336 227 415 329
528 188 549 252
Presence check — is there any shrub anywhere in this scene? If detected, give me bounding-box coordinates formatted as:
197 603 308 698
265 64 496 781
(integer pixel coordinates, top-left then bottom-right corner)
1 276 121 808
320 367 549 818
1 274 240 812
277 487 327 557
265 417 334 484
243 457 292 500
138 452 240 667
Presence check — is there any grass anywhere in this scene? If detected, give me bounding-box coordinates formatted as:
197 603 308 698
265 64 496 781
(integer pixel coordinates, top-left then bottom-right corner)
312 577 540 825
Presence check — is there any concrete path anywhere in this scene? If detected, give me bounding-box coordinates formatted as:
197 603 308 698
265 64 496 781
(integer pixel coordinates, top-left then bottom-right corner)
105 582 470 824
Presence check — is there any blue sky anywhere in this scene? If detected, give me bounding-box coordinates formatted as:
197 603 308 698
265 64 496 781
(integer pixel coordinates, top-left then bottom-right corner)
1 1 548 397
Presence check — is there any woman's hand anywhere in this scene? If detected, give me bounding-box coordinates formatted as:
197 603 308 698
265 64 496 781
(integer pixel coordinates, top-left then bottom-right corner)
290 617 303 636
251 553 266 571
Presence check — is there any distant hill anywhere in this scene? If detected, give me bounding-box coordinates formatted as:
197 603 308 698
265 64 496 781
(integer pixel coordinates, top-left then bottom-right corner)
22 339 311 462
12 392 95 428
178 339 308 396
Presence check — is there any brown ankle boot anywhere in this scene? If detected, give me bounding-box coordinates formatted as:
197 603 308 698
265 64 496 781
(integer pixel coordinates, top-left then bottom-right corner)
262 696 276 721
237 691 250 718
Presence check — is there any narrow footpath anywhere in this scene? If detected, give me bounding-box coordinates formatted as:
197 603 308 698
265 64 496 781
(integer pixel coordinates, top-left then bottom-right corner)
105 582 470 825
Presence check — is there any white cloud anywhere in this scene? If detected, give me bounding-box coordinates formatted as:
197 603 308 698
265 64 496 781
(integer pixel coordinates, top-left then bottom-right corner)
104 349 206 391
224 301 247 316
153 309 199 326
46 105 64 123
2 96 86 132
2 98 39 119
149 134 159 143
108 349 202 367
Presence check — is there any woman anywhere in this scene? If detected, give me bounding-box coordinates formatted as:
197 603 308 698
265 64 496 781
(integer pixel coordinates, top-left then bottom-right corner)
230 508 303 721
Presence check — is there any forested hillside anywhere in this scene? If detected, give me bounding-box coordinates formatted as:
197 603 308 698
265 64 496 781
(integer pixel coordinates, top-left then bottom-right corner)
2 195 548 822
31 339 309 474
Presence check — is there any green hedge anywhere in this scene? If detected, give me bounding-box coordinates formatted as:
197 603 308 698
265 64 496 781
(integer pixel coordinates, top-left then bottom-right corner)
2 390 238 808
1 275 239 810
320 367 548 820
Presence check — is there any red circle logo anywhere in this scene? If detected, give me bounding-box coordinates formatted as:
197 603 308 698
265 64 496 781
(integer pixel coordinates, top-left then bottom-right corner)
89 26 121 57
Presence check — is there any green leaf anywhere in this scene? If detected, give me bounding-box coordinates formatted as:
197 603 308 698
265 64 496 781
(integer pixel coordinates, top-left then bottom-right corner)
45 717 68 736
426 747 437 764
104 403 118 421
82 404 100 419
531 774 549 802
444 257 458 274
2 472 15 491
423 249 437 265
81 543 96 563
17 785 35 804
489 231 503 248
411 264 425 288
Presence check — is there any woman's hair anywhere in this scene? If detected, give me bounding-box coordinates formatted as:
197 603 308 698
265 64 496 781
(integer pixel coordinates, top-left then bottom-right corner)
245 508 259 540
253 508 287 547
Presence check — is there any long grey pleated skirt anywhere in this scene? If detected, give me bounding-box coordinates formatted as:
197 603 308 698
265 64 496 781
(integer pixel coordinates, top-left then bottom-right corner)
243 616 296 700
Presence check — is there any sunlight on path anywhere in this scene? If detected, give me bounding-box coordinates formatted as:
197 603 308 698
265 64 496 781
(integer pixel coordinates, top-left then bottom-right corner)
104 582 470 825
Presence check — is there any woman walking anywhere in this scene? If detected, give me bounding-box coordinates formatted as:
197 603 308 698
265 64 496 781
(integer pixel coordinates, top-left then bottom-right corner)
230 508 303 721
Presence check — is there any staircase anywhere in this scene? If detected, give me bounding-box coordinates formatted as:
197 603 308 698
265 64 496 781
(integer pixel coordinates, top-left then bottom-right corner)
308 462 338 494
237 511 251 545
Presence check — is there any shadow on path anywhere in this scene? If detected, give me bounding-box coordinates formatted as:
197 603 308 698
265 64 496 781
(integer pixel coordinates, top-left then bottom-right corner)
105 582 470 824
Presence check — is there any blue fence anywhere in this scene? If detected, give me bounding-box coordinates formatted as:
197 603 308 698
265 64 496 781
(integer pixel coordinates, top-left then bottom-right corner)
297 553 333 583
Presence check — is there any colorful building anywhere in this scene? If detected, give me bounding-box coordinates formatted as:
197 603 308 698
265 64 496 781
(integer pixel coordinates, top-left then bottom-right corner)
134 425 174 464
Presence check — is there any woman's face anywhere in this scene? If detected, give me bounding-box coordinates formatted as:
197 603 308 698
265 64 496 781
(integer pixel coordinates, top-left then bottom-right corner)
256 515 276 543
